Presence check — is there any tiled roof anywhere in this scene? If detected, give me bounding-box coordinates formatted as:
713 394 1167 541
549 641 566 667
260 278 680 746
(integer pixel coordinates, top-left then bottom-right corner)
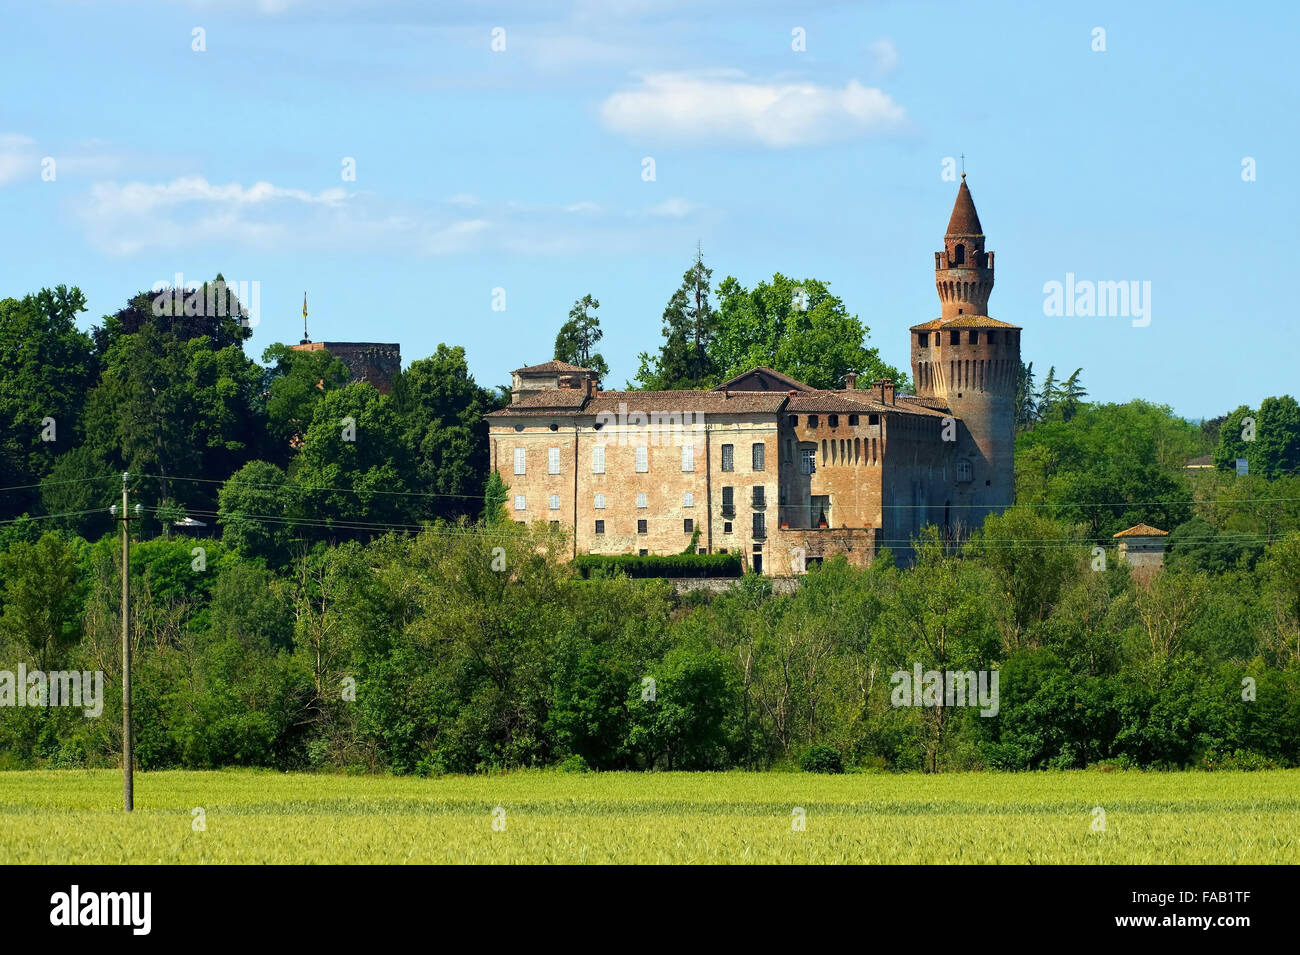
585 390 788 415
490 389 589 413
1113 523 1169 538
788 390 954 418
714 366 815 393
946 178 984 236
511 360 595 375
910 315 1022 331
786 393 876 413
487 387 789 418
487 369 959 421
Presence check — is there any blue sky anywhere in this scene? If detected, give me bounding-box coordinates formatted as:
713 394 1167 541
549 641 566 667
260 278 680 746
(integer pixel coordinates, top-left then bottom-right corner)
1 0 1295 419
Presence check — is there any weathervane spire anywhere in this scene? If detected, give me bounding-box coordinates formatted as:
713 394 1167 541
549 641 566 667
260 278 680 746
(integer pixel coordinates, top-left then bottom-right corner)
300 292 310 344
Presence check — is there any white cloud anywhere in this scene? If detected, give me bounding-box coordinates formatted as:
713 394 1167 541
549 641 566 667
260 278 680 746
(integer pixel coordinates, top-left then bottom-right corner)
0 134 37 186
599 72 907 148
72 173 697 259
868 39 899 75
644 197 696 218
86 176 346 217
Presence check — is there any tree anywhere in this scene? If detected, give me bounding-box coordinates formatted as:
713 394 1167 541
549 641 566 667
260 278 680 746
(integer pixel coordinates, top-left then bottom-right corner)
553 294 609 379
0 287 97 520
1015 400 1201 539
1057 368 1087 422
1014 360 1038 432
966 508 1086 650
1253 395 1300 479
92 277 252 355
218 460 299 564
1165 517 1262 574
1036 366 1059 421
633 249 718 389
482 472 509 525
262 342 351 450
391 345 500 522
0 532 83 672
1212 405 1255 473
39 445 114 540
708 273 907 391
292 384 416 538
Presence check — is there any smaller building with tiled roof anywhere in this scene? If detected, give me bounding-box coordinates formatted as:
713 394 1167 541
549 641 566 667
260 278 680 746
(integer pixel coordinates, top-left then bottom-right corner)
510 359 601 403
1113 523 1169 575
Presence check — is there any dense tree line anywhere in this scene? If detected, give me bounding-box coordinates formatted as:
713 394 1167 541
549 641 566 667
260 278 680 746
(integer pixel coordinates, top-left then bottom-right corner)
4 276 1300 774
2 511 1297 773
0 279 501 545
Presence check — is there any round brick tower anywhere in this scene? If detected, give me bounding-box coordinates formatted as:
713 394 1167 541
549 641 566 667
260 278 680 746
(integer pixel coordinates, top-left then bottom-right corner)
910 175 1020 527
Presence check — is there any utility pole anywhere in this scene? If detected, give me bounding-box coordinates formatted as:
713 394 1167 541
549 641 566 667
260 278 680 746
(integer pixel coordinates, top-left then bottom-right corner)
110 473 141 812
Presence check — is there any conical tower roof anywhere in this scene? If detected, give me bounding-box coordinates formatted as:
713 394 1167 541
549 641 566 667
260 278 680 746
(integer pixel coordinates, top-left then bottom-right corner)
945 176 983 236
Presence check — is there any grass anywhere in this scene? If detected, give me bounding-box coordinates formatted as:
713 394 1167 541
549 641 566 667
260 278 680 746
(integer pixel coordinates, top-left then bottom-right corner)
1 768 1297 864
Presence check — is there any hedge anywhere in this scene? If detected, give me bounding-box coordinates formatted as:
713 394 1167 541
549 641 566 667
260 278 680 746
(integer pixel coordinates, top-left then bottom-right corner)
572 552 743 579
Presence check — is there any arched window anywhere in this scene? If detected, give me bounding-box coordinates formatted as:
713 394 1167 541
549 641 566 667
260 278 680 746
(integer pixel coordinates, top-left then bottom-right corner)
953 243 966 265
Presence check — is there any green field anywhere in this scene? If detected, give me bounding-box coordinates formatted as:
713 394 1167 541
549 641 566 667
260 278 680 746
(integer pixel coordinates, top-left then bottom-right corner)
1 769 1297 864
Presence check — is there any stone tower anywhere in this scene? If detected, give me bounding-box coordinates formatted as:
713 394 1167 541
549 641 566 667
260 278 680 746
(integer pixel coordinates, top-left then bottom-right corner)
910 175 1020 528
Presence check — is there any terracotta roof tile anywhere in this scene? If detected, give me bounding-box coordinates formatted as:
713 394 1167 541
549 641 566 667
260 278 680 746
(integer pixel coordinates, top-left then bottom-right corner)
510 360 595 375
714 366 814 393
1113 523 1169 538
946 178 984 236
909 315 1019 330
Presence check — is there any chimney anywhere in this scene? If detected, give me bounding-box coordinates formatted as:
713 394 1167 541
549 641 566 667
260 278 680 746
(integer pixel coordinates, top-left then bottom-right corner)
845 371 858 390
584 377 596 398
876 378 895 405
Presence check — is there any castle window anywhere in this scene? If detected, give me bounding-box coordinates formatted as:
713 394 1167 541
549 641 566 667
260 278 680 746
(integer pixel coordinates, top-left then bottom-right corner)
753 512 766 539
592 446 605 473
684 492 694 507
848 415 858 426
595 493 607 509
987 331 997 344
869 414 879 425
550 521 560 531
828 414 839 429
800 447 816 475
638 520 647 535
808 415 819 428
752 486 765 507
721 444 734 471
683 519 694 534
917 333 929 347
595 520 605 534
957 460 973 483
514 495 526 511
637 493 647 509
968 331 978 345
636 444 648 472
547 447 561 474
723 522 733 534
950 330 960 345
681 444 695 472
788 415 798 428
513 448 526 475
549 494 560 510
722 486 735 517
752 443 765 470
639 548 648 556
953 244 965 265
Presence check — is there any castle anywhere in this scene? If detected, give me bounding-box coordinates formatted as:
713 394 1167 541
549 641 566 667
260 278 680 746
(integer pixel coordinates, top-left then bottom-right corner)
289 296 401 394
485 178 1020 573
